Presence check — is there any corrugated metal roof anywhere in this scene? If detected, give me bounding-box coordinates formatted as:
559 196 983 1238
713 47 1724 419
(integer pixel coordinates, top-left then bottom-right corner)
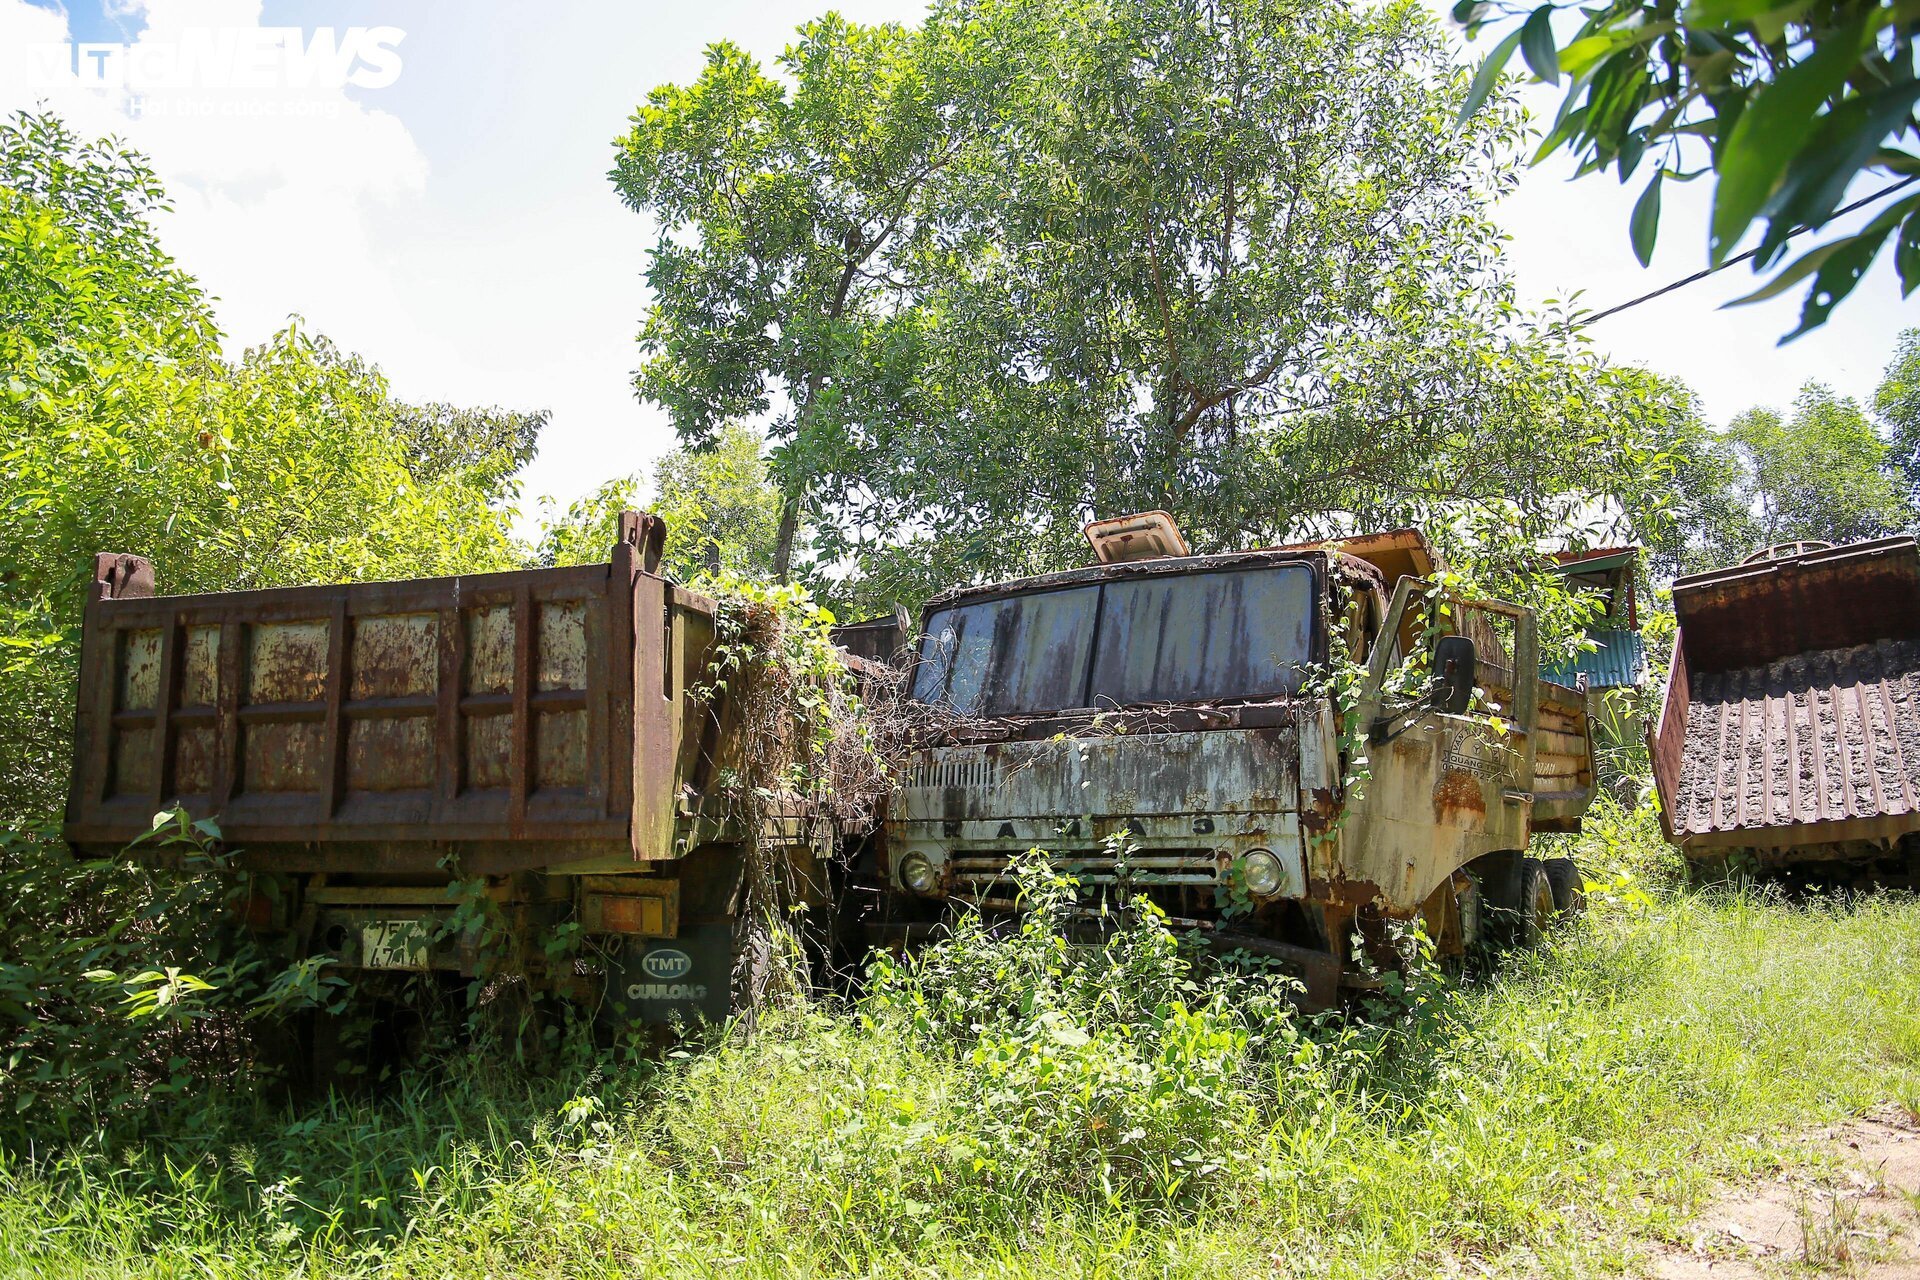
1670 639 1920 840
1540 628 1646 690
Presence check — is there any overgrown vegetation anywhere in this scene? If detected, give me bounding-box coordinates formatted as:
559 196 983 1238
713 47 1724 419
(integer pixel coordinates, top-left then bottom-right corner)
0 110 548 1140
8 6 1920 1273
2 800 1917 1278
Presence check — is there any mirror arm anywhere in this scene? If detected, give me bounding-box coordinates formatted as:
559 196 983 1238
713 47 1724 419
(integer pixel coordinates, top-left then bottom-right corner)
1368 691 1437 746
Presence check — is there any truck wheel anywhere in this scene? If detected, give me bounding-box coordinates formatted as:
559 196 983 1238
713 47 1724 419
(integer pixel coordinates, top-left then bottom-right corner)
1518 858 1556 950
1543 857 1585 918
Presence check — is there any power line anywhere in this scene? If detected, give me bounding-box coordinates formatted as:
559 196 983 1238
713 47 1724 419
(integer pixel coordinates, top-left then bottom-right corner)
1581 175 1920 326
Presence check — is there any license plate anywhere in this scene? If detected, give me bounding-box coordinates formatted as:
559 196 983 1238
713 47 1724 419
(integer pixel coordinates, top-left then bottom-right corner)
361 919 429 969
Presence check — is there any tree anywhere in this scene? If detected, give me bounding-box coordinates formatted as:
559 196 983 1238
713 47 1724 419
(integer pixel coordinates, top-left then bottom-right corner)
617 0 1691 611
1876 327 1920 506
1723 383 1912 550
611 15 965 579
1457 1 1920 340
390 401 547 492
1625 388 1754 576
533 475 647 570
535 424 786 581
650 424 785 580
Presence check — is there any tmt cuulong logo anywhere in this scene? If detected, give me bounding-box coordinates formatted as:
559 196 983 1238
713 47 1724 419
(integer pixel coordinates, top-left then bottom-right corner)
13 27 407 93
626 948 706 1002
641 949 693 982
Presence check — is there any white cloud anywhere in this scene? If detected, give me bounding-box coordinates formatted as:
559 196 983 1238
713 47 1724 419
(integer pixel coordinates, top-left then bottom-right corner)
1 0 429 349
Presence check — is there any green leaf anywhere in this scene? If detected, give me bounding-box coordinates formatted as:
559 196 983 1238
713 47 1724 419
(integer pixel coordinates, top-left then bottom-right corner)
1630 171 1663 266
1752 81 1920 267
1710 14 1870 263
1684 0 1793 22
1722 240 1847 308
1617 129 1647 181
1459 26 1526 124
1520 6 1560 86
1725 194 1912 338
1780 219 1900 340
1558 35 1618 77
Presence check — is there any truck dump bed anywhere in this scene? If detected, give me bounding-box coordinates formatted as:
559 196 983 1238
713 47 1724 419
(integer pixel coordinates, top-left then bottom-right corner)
64 515 698 874
1651 537 1920 851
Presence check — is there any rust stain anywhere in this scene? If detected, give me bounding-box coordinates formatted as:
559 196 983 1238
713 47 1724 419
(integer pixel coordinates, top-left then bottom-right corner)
1432 769 1486 822
248 621 330 703
350 613 438 700
1307 873 1385 909
1301 786 1340 835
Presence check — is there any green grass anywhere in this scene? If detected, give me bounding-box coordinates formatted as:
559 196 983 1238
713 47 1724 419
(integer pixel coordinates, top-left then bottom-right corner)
4 807 1919 1279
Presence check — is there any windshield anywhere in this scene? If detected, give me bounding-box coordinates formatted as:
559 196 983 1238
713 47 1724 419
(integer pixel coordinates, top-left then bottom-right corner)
912 563 1316 717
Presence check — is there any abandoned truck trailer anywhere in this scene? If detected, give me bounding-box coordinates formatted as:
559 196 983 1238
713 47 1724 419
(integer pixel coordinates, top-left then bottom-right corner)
1651 536 1920 885
63 513 831 1029
867 513 1598 1005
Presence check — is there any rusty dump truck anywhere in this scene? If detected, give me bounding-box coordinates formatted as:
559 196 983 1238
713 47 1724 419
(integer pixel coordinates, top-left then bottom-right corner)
868 512 1597 1002
63 513 832 1044
1650 537 1920 885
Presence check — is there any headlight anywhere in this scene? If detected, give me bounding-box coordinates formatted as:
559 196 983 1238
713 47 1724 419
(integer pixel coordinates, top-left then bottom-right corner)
897 851 939 894
1238 849 1285 897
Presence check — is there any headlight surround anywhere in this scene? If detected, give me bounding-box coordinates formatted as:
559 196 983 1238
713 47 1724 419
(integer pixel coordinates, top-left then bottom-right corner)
897 851 939 894
1238 848 1285 897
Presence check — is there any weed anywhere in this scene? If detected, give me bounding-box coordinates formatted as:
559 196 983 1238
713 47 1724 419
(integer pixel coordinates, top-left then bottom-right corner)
4 799 1920 1277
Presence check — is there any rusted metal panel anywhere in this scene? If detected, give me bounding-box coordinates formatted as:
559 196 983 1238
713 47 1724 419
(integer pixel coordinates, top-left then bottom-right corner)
829 610 910 665
630 571 676 861
891 727 1306 911
1657 538 1920 851
899 728 1303 821
65 546 705 874
1648 633 1691 841
1672 537 1920 675
1261 527 1439 586
1667 639 1920 847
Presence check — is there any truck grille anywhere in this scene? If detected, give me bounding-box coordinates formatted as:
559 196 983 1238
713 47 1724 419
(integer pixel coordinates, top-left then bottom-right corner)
951 849 1221 895
906 756 1001 790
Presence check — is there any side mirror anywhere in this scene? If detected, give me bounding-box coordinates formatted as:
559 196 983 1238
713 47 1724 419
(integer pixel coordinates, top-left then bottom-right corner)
1430 636 1477 715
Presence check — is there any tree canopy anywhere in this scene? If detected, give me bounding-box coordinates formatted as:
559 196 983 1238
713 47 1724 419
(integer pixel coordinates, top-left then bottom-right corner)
1653 333 1920 574
1724 384 1913 549
536 424 786 581
614 0 1695 610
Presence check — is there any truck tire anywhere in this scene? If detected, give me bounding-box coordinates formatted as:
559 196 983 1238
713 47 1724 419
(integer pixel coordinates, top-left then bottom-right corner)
1543 857 1585 918
1518 858 1556 950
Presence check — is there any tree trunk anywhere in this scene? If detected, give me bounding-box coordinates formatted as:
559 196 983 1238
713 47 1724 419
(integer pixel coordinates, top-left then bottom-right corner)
772 488 801 583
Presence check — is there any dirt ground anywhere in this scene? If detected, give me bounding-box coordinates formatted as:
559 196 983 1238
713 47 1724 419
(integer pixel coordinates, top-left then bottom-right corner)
1653 1103 1920 1278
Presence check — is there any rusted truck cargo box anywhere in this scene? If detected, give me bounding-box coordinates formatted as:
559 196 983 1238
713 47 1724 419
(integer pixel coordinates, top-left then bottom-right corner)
62 514 833 1037
1650 537 1920 872
65 515 692 874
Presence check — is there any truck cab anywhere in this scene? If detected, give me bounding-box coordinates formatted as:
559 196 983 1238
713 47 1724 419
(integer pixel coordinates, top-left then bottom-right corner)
877 515 1595 1001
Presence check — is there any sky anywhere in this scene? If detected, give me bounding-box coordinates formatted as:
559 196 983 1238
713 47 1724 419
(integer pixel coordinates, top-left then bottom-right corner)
2 0 1915 529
